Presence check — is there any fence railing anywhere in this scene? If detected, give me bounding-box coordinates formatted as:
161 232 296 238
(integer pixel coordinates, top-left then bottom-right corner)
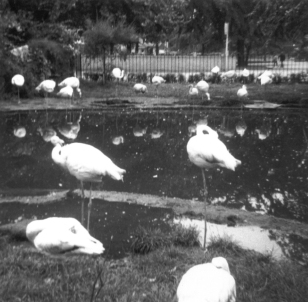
75 53 308 82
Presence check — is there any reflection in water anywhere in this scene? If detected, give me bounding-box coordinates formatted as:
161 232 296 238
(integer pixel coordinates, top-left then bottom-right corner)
133 123 147 137
255 118 272 140
151 129 164 139
235 119 247 137
0 108 308 261
1 109 308 223
14 126 26 138
37 126 57 142
112 136 124 145
58 113 82 140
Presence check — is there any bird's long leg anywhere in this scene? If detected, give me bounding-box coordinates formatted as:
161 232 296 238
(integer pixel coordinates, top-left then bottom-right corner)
80 181 85 226
18 88 21 104
201 168 208 249
87 182 93 231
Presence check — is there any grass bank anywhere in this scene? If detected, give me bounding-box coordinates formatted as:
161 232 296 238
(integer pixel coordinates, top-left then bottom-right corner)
81 80 308 106
1 224 307 302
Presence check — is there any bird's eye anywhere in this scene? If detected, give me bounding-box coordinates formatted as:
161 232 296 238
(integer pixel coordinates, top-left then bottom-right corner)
202 130 209 135
59 151 61 155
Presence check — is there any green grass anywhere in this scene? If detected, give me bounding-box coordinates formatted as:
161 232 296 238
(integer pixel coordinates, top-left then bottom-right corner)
1 226 307 302
81 79 308 106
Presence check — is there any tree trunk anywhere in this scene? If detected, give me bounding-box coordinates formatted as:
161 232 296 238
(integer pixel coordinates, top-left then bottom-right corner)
155 43 159 56
237 38 245 68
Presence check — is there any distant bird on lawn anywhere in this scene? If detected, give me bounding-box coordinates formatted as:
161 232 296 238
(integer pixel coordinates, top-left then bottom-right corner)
57 85 74 106
50 137 126 230
242 68 249 83
35 80 56 107
58 76 82 100
237 85 248 98
187 124 241 247
152 75 166 97
11 74 25 104
177 257 236 302
133 83 148 94
26 217 104 255
221 70 236 84
196 80 210 101
189 84 199 97
237 85 248 107
112 68 125 96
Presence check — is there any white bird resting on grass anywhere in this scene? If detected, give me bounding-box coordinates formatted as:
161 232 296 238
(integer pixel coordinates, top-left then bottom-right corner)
11 74 25 104
177 257 236 302
237 85 248 100
50 136 126 231
58 76 82 99
133 83 148 94
26 217 105 256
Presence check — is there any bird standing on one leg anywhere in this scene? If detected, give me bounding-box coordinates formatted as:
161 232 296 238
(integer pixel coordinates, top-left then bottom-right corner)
112 68 125 96
50 137 126 230
237 85 248 107
35 80 56 108
11 74 25 104
177 257 236 302
186 124 241 248
152 75 166 98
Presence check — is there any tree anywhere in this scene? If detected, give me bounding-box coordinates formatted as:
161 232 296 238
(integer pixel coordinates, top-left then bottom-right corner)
84 18 137 82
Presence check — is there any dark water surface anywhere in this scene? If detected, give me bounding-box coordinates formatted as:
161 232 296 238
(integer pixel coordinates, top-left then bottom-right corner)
1 108 307 221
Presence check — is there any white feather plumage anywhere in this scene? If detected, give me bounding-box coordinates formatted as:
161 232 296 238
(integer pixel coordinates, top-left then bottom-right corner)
26 217 104 255
177 257 236 302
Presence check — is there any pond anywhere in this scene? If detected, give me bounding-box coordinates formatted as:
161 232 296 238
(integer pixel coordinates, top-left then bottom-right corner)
0 107 308 261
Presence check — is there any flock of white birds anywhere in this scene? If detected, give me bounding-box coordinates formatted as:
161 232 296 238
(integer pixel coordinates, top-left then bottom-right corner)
10 66 249 302
11 65 275 106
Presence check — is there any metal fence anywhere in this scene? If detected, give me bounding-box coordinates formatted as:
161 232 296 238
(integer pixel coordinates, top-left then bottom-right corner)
75 53 308 82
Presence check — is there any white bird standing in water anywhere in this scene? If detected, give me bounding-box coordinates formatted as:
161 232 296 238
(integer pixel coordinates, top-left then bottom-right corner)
58 76 82 100
11 74 25 103
177 257 236 302
187 124 241 247
152 75 166 97
50 137 126 230
196 80 210 100
112 68 125 96
26 217 104 255
35 80 56 107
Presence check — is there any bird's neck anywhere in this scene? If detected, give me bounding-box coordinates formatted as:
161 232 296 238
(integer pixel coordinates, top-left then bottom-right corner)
51 144 66 168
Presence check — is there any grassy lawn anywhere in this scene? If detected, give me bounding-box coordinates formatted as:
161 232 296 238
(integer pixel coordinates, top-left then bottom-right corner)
1 225 307 302
81 79 308 107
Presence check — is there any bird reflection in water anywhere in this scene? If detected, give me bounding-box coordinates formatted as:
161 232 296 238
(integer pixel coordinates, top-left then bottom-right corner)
58 113 82 140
